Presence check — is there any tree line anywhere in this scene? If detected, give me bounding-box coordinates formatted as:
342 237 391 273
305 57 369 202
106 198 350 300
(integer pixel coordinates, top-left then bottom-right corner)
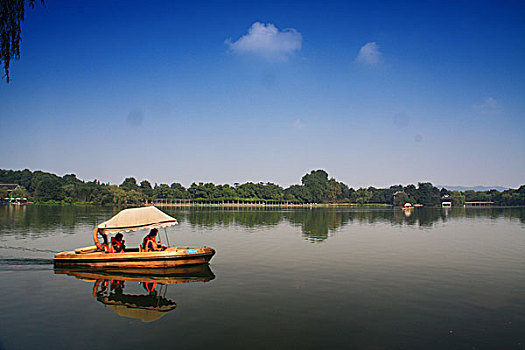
1 169 524 206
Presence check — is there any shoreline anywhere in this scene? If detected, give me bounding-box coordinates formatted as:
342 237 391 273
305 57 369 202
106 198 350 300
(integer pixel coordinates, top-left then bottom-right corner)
3 202 523 209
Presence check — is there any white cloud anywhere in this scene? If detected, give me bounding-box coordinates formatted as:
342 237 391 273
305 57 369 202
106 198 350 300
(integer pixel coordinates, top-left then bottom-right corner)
474 97 499 113
356 42 382 65
293 119 305 130
226 22 302 60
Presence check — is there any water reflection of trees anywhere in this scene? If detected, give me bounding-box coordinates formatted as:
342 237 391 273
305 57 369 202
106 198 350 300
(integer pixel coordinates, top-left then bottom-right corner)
175 207 525 241
2 205 524 242
285 209 350 241
169 208 284 229
0 205 117 238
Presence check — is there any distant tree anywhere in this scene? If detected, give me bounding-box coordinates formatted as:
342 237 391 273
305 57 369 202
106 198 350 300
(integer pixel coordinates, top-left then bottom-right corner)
327 178 342 202
353 188 372 204
369 187 394 203
203 182 219 199
284 184 311 203
301 169 329 203
390 184 404 191
19 169 32 189
127 189 145 204
91 185 113 205
62 183 76 199
255 182 284 200
393 192 410 207
216 184 235 199
450 190 465 206
0 187 8 199
417 182 441 206
170 182 189 198
404 184 418 202
140 180 153 197
339 182 351 201
108 185 127 205
120 177 139 192
34 176 63 201
0 167 522 207
153 184 172 199
236 182 258 199
496 187 525 206
62 174 81 185
1 0 44 82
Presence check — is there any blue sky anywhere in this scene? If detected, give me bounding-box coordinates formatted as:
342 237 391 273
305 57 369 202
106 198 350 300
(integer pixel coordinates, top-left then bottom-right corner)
1 0 524 188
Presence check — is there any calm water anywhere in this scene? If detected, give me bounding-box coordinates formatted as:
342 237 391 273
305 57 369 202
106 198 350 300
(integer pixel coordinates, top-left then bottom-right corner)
1 205 524 349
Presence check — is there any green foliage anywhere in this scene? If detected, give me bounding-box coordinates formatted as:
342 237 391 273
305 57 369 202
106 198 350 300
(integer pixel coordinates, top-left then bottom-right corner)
11 185 28 198
326 179 341 202
1 0 44 83
170 183 189 199
0 168 523 207
0 187 8 199
285 184 312 203
353 188 372 205
34 176 64 201
450 191 465 206
393 192 411 207
120 177 140 192
416 182 441 206
153 184 172 199
139 180 153 197
369 187 397 204
301 170 329 203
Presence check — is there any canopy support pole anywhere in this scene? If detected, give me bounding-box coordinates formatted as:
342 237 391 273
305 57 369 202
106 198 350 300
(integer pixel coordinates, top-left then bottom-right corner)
163 227 170 247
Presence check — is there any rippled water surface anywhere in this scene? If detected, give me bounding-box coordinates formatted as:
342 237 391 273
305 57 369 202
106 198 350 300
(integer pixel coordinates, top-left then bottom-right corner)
1 205 524 349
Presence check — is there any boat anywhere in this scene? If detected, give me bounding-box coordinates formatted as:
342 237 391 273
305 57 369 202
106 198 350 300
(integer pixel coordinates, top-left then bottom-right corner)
54 206 215 268
402 202 413 210
55 264 215 322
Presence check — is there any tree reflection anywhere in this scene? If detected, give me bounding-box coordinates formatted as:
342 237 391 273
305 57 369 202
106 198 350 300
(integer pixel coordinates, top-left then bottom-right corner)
0 204 115 237
177 208 283 229
3 205 524 242
285 209 351 242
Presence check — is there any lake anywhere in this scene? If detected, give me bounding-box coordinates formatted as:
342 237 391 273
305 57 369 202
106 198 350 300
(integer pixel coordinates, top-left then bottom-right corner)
1 205 524 349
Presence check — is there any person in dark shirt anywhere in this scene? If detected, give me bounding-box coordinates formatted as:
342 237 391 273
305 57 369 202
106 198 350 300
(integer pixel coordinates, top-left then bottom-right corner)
142 228 164 252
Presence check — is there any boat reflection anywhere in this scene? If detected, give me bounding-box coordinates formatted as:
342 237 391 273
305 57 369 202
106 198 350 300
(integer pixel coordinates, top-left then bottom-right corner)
55 265 215 322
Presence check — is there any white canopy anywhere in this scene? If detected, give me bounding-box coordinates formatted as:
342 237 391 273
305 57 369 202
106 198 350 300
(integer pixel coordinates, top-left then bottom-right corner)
97 206 178 234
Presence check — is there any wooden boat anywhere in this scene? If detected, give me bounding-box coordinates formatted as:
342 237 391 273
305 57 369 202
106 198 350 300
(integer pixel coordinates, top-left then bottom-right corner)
54 206 215 268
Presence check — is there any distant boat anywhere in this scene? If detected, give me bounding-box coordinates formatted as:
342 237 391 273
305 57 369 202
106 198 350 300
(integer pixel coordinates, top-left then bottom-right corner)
54 206 215 268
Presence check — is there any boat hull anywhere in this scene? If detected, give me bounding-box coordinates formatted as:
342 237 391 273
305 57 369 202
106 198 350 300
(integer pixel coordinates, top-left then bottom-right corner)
54 246 215 268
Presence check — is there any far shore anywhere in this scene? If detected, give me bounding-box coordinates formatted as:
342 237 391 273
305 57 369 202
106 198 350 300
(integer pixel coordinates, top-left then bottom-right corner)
3 201 520 209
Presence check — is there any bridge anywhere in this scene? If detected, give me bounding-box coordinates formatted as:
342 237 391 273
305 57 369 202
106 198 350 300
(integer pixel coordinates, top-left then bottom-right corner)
464 201 494 207
144 199 314 208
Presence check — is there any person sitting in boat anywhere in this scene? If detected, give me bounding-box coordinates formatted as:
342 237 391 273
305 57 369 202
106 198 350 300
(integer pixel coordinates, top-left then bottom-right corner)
110 233 126 253
141 282 158 295
142 228 165 252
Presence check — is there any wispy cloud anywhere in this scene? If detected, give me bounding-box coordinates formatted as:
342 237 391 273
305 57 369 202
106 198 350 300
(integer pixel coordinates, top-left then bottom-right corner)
356 42 382 66
226 22 302 60
474 97 500 113
293 119 305 130
127 109 144 127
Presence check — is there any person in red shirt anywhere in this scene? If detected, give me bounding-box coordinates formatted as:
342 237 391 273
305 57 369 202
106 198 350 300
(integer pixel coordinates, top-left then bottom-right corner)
110 233 126 253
